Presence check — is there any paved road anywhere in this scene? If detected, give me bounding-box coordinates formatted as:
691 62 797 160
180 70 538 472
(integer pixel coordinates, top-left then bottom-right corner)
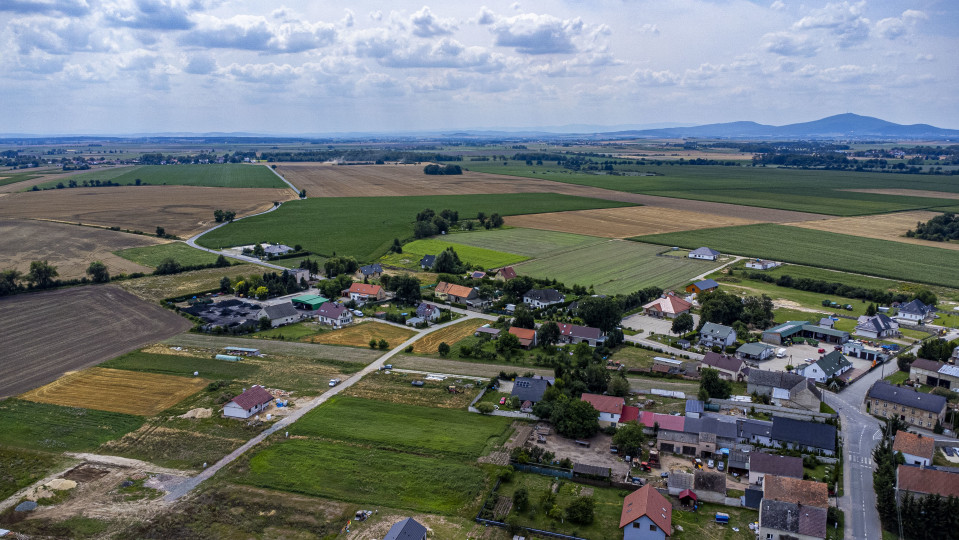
163 310 487 501
263 163 301 195
183 202 291 271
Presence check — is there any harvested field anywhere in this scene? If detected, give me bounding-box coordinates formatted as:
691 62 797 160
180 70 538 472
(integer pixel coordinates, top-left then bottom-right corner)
308 322 417 348
841 188 959 200
504 206 762 238
160 333 382 364
0 286 191 399
412 320 484 354
20 367 209 416
0 186 296 237
0 219 161 280
114 264 259 303
785 210 959 251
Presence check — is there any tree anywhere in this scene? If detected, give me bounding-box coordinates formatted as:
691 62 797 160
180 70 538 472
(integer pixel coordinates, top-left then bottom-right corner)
259 316 271 330
369 339 377 349
537 321 561 347
254 286 269 300
324 256 358 277
390 238 403 253
585 364 610 393
913 288 938 306
866 303 877 316
219 276 232 293
213 209 225 222
252 244 265 258
431 216 449 234
27 260 58 288
577 296 623 332
897 352 916 372
565 496 595 525
155 258 182 275
215 255 231 267
699 290 744 326
612 422 646 456
86 261 110 283
476 402 494 414
671 312 694 335
608 375 630 397
918 339 957 363
512 306 535 329
514 487 529 512
378 339 389 350
490 213 504 228
742 294 775 329
0 269 23 296
433 247 463 274
438 342 451 357
550 396 600 439
388 274 421 305
497 332 521 358
413 220 436 239
699 367 732 399
155 226 166 237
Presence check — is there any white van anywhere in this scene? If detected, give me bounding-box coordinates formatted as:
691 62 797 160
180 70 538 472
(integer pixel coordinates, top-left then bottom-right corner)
776 348 787 358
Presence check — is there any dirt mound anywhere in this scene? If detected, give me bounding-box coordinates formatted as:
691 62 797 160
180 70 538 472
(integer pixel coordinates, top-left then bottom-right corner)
64 465 111 482
179 408 213 419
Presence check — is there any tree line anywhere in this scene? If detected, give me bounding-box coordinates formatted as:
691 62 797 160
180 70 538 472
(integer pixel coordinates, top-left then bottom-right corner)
736 269 918 306
423 164 462 175
907 212 959 242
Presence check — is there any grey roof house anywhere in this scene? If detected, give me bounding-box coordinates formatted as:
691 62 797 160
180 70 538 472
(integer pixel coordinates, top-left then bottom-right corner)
771 417 836 455
419 255 436 269
760 499 827 540
510 376 551 404
359 263 383 277
689 247 721 260
699 322 737 349
262 302 301 327
522 288 565 308
383 517 428 540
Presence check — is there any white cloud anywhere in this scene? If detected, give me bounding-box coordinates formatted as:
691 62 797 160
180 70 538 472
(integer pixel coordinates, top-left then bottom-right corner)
624 68 680 86
480 9 589 54
221 62 301 84
770 1 785 11
409 6 457 37
180 14 336 53
103 0 195 30
875 10 926 40
12 18 118 55
183 53 217 74
761 31 818 57
793 1 870 48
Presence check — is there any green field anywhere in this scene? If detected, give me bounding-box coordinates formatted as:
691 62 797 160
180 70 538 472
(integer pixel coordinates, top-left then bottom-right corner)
446 228 606 257
100 351 259 381
0 169 50 187
197 193 635 261
0 400 143 452
739 263 901 291
381 237 529 270
290 396 511 459
514 239 722 294
0 447 67 500
115 242 224 267
466 162 959 216
32 164 286 189
635 224 959 289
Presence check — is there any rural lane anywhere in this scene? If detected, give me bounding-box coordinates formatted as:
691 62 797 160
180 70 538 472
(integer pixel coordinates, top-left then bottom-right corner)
263 163 301 195
183 201 291 271
163 310 488 502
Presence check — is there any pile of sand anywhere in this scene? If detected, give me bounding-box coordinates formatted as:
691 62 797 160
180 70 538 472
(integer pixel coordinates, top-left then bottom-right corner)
178 408 212 419
25 478 77 501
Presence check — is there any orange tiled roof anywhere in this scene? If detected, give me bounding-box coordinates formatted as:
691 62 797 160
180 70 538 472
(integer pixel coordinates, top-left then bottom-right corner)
893 431 935 461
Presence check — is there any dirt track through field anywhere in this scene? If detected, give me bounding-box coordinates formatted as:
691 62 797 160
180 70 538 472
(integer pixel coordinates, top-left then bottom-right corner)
504 206 763 238
0 218 161 280
785 210 959 251
0 186 296 236
0 286 191 399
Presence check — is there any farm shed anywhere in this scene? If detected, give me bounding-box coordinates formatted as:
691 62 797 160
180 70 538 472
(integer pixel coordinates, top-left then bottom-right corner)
262 302 301 327
685 279 719 294
292 294 328 311
572 462 611 482
692 470 727 503
182 299 263 331
762 320 849 345
474 327 501 338
745 259 780 270
223 385 274 419
224 346 260 356
736 342 776 361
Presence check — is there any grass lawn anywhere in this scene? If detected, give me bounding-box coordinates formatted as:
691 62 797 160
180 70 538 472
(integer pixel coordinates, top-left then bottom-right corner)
197 193 636 262
115 264 260 303
0 447 69 500
33 164 286 189
250 320 327 341
342 370 481 409
609 345 663 370
445 227 606 257
100 351 260 381
635 224 959 289
718 277 882 318
290 396 512 460
115 242 224 267
514 239 723 294
307 322 417 349
380 238 529 270
884 372 909 385
747 263 901 291
269 254 327 269
0 399 143 452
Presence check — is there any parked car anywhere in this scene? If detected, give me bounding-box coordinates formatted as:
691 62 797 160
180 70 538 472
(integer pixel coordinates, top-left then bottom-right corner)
818 348 826 353
499 397 506 405
379 364 393 371
352 310 365 317
707 459 715 469
329 378 341 387
718 461 725 472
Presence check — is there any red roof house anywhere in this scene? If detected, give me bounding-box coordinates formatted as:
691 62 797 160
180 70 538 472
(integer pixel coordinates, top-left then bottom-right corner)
509 327 537 348
223 385 274 419
347 283 385 302
620 484 673 536
581 393 626 425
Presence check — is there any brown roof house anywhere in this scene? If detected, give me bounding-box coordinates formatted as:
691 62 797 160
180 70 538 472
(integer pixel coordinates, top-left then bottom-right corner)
508 326 537 349
642 292 692 319
223 385 274 419
893 431 935 467
759 475 830 540
620 484 672 539
896 465 959 501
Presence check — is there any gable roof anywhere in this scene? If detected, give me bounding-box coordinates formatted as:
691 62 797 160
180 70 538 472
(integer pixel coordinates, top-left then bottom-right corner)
771 417 836 452
909 358 945 373
761 499 827 538
694 470 726 493
498 266 517 280
228 385 274 410
445 283 475 299
893 431 935 461
620 405 640 423
510 377 549 403
348 283 382 296
415 303 438 317
749 453 803 478
738 342 775 357
317 302 348 318
642 292 692 315
702 352 743 373
692 278 720 290
434 281 452 294
263 302 298 320
580 393 624 415
738 418 773 440
748 368 807 389
620 485 672 534
690 247 720 257
639 411 685 432
763 475 829 507
523 288 565 303
744 487 764 509
508 326 536 341
557 323 603 340
419 255 436 268
897 465 959 497
383 517 428 540
813 350 852 377
701 322 735 340
867 380 947 413
359 263 382 275
856 313 897 333
899 299 931 316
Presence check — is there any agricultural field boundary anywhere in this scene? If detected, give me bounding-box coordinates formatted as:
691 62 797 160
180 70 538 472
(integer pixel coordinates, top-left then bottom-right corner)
31 164 287 190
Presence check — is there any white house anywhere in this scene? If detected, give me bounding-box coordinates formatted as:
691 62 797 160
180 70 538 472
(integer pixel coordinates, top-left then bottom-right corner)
316 302 353 327
798 351 853 383
580 393 625 425
223 385 274 419
522 288 565 308
745 259 781 270
854 314 899 339
892 431 935 467
698 322 737 349
688 247 720 261
416 302 442 322
896 299 933 323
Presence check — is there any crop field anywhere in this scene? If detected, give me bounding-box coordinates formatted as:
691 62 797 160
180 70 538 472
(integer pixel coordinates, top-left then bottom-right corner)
114 263 259 302
269 254 327 269
0 186 297 236
291 396 511 459
115 241 225 267
33 164 287 189
505 205 763 238
0 399 143 452
341 370 480 409
514 239 723 294
308 322 417 348
0 286 191 399
196 193 636 261
785 210 959 251
380 238 528 270
0 447 67 501
634 224 959 288
411 319 484 354
0 218 160 280
251 320 327 341
0 168 58 188
21 367 209 416
443 227 605 257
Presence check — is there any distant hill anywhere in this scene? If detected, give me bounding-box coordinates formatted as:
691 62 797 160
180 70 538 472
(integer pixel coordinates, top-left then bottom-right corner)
602 114 959 140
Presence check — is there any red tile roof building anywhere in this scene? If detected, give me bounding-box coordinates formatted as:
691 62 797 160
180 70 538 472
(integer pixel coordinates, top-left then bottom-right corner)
620 484 672 535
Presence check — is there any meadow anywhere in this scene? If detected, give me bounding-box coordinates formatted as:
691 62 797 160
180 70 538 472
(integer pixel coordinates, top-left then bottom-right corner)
33 164 286 189
114 263 259 302
0 399 143 452
307 322 417 348
445 227 605 257
380 238 528 270
635 224 959 289
515 239 722 294
742 263 901 291
341 370 480 409
466 162 959 216
0 447 67 500
115 241 224 267
411 319 483 354
196 193 635 261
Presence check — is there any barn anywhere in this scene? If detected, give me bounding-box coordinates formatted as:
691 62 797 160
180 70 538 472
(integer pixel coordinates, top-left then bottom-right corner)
223 385 274 419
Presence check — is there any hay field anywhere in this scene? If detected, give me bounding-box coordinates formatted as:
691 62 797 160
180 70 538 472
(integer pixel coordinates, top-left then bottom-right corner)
308 322 416 348
20 367 208 416
785 210 959 251
412 320 484 354
0 186 296 236
504 206 762 238
0 219 161 279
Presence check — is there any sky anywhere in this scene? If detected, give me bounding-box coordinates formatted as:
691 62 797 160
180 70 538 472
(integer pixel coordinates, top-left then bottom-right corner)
1 0 956 134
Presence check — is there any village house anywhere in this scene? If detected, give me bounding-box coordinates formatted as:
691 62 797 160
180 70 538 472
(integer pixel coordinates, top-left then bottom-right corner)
698 322 737 350
260 302 302 327
798 350 853 383
556 323 606 347
763 474 830 508
315 302 352 327
262 244 293 257
383 517 428 540
909 358 959 390
759 499 827 540
357 263 382 279
522 288 565 309
581 393 631 426
510 376 551 408
222 385 274 419
737 342 776 361
747 453 804 485
895 299 934 324
865 381 947 429
842 340 889 363
688 247 721 261
642 292 692 319
495 266 517 281
508 326 537 349
738 418 774 446
415 302 442 322
770 417 836 455
445 283 479 304
685 278 719 295
620 484 673 540
854 314 900 339
419 255 435 270
893 431 935 467
896 465 959 502
745 259 781 270
346 283 385 303
699 352 745 381
748 369 822 410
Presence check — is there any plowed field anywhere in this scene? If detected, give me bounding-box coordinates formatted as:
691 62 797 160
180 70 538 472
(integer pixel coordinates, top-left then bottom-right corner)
0 186 296 236
20 367 208 416
412 320 484 354
785 210 959 251
308 322 416 348
504 206 762 238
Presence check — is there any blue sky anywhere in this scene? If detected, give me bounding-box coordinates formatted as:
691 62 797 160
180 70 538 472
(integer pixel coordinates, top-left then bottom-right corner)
1 0 956 134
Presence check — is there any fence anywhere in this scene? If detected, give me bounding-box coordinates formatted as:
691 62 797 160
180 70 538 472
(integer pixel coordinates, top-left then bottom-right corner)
511 462 573 479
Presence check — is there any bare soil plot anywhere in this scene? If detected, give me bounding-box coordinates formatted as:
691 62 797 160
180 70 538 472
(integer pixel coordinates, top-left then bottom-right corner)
784 210 959 251
342 370 480 409
504 206 762 238
308 322 417 348
0 186 296 237
0 219 161 280
841 188 959 200
0 286 191 399
20 367 208 416
412 320 484 354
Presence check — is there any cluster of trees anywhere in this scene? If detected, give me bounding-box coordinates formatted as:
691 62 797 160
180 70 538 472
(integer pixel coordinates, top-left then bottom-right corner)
698 289 775 331
0 149 40 168
212 209 236 223
223 270 306 299
917 338 959 363
1 260 119 296
155 255 232 276
413 208 461 238
738 269 919 306
423 164 462 175
297 258 321 275
698 367 732 401
907 213 959 242
323 256 358 277
483 469 594 528
380 273 421 305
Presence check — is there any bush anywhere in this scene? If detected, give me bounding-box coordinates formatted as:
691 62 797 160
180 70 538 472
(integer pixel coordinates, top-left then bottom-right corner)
565 496 595 525
476 402 494 414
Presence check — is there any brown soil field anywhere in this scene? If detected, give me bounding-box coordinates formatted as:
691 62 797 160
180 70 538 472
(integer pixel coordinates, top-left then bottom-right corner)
0 219 162 280
20 367 208 416
341 370 479 409
785 210 959 251
114 264 260 303
503 206 762 238
841 188 959 200
412 319 484 354
0 186 296 236
0 286 191 399
307 322 416 348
